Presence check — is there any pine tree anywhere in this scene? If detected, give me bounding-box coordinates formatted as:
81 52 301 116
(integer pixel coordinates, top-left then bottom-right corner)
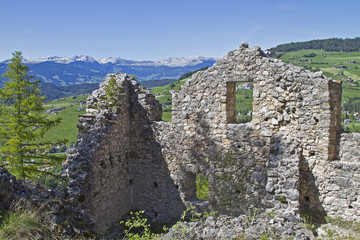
0 51 66 180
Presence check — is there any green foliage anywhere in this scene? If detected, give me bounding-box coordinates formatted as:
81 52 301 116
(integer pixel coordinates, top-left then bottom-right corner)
196 173 209 200
104 77 121 110
303 216 315 231
120 211 163 240
0 52 66 180
161 107 172 122
247 208 259 222
129 74 137 80
260 232 270 240
266 209 275 218
182 204 202 222
172 205 217 237
300 209 320 232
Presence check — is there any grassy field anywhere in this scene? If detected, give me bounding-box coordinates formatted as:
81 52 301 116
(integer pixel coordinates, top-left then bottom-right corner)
150 77 190 121
42 95 87 144
276 49 360 80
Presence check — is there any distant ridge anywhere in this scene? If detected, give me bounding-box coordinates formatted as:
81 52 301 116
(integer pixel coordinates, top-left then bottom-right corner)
0 56 217 86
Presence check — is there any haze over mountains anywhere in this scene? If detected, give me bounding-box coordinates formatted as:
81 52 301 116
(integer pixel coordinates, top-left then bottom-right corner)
0 55 217 86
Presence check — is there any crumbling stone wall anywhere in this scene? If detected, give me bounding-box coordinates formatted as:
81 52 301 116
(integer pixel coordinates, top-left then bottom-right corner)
64 74 184 234
153 42 345 218
65 43 360 234
320 133 360 220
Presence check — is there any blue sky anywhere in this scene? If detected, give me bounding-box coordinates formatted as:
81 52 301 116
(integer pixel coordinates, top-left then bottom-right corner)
0 0 359 61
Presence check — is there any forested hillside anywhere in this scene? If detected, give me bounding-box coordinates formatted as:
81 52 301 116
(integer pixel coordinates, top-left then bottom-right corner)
269 37 360 54
40 82 99 100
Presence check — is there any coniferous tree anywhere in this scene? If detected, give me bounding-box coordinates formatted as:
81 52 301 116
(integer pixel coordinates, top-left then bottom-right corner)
0 51 66 180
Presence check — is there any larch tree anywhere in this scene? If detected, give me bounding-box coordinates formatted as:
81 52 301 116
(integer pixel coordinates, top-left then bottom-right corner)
0 51 66 180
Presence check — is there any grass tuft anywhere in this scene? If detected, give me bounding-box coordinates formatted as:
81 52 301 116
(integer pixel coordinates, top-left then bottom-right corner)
0 209 47 239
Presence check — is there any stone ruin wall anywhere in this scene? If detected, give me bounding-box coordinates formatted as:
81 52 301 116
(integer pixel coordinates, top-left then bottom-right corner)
64 43 360 234
64 74 184 234
155 43 344 216
323 133 360 220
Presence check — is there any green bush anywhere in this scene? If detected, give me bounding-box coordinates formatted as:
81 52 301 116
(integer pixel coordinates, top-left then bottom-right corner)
120 211 164 239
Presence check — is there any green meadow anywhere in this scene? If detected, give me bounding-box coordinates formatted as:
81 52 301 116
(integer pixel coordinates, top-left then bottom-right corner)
150 77 190 121
276 49 360 80
42 95 87 144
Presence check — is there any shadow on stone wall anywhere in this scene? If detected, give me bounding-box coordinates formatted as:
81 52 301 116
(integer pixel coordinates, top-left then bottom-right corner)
298 152 326 224
127 87 185 227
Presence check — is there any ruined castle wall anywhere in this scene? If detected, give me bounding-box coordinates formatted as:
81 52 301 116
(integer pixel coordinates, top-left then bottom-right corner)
155 43 344 217
65 74 184 234
65 43 360 234
65 74 133 233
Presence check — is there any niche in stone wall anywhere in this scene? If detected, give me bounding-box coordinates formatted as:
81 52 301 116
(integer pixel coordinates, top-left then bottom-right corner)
226 81 253 123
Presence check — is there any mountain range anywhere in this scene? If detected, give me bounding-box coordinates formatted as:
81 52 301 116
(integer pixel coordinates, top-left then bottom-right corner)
0 55 217 86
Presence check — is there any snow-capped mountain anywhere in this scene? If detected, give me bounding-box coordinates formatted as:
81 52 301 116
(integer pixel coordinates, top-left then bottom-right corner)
0 55 217 86
22 55 217 67
23 56 97 64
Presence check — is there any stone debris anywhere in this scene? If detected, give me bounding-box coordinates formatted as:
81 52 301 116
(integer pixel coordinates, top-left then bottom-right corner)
163 212 314 240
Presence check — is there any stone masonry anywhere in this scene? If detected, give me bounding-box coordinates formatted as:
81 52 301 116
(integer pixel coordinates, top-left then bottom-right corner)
64 43 360 234
64 74 184 234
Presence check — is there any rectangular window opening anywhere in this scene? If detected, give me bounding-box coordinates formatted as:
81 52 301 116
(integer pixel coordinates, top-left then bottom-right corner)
227 82 253 123
184 172 209 201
